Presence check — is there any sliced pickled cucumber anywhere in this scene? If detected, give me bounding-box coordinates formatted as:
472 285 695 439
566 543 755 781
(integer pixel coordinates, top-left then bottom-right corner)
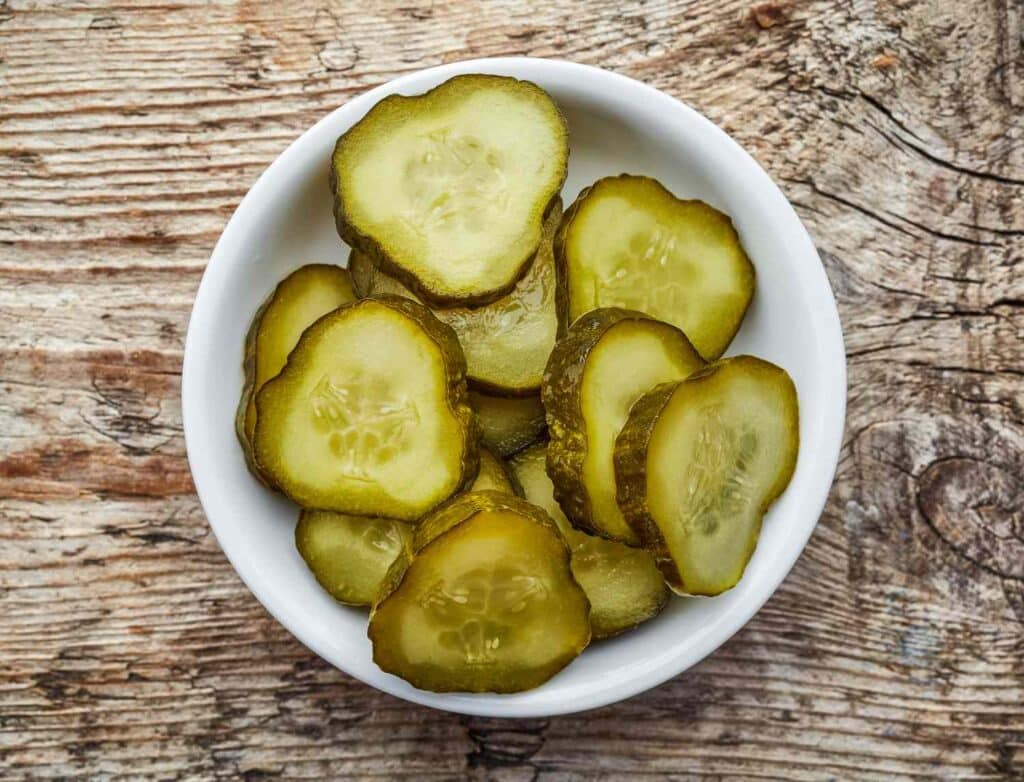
332 74 568 305
511 444 668 639
543 308 705 544
236 264 355 483
348 200 564 394
348 249 410 299
254 295 479 520
470 446 519 494
296 510 413 606
508 443 571 533
557 175 755 360
369 492 590 693
469 391 546 457
615 356 799 596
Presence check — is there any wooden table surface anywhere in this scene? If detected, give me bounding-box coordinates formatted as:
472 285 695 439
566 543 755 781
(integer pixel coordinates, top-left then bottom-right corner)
2 1 1022 779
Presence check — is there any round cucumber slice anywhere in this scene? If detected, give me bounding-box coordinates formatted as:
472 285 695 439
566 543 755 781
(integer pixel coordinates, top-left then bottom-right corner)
543 308 705 544
254 295 479 521
557 175 755 360
296 510 413 607
332 74 568 305
348 200 564 395
511 444 669 639
236 264 355 484
369 492 590 693
469 391 546 458
615 356 799 595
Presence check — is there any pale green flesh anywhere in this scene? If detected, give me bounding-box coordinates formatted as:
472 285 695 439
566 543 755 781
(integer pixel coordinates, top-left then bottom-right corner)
245 265 355 445
511 443 668 639
469 391 546 457
370 509 589 692
256 302 466 520
565 177 754 360
336 77 567 300
580 322 704 543
296 510 412 606
646 362 797 595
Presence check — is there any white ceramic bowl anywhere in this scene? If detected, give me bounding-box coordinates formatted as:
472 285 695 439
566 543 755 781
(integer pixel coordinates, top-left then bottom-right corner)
182 57 846 717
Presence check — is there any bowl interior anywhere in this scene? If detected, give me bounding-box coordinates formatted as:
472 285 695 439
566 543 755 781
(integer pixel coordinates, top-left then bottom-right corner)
182 58 845 717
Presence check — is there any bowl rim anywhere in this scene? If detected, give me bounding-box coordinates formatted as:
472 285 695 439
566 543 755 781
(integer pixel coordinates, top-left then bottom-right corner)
182 56 846 718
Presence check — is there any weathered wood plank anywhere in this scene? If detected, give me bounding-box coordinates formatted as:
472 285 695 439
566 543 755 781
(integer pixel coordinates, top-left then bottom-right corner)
1 0 1022 779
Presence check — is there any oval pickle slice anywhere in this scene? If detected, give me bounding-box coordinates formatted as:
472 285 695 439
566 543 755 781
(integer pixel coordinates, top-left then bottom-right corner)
557 175 755 360
348 199 564 395
296 510 413 607
511 443 668 639
543 308 705 544
236 264 355 484
615 356 799 596
332 74 568 305
369 492 590 693
469 391 546 458
254 295 479 521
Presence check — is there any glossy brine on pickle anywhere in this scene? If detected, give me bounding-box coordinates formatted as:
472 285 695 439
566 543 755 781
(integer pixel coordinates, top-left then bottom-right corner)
332 74 568 305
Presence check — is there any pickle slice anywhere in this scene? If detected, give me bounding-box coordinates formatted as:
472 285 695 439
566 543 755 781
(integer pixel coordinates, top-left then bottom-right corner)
332 74 568 305
348 200 564 395
470 446 519 494
508 444 571 533
469 391 546 457
236 264 355 483
543 308 705 544
296 510 413 607
254 296 479 520
369 492 590 693
557 175 755 360
511 444 668 639
615 356 799 596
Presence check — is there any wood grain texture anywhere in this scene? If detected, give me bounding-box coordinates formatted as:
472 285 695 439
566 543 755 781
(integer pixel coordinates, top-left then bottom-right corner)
2 0 1022 779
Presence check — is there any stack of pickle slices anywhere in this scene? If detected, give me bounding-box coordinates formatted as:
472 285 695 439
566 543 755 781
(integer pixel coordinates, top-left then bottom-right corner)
236 74 799 694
